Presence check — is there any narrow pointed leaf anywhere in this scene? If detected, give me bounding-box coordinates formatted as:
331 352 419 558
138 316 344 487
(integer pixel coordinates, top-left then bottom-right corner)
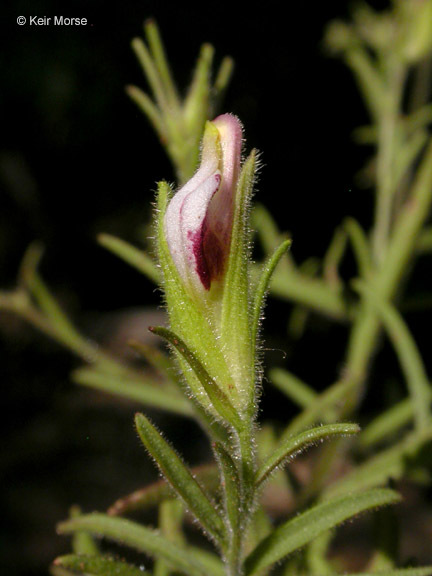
251 204 293 267
135 413 224 541
280 377 358 440
131 37 169 112
128 339 179 386
212 56 234 111
317 568 432 576
126 85 167 141
98 233 160 284
360 398 414 448
269 368 317 408
149 326 241 428
252 239 291 347
244 488 400 576
73 367 193 417
323 227 347 287
325 427 432 499
57 514 224 576
344 217 372 278
69 506 100 556
256 423 359 488
108 463 219 516
416 226 432 253
346 47 387 121
354 281 431 430
394 130 428 190
53 554 148 576
184 43 213 130
20 244 84 345
213 442 241 538
154 499 185 576
144 19 181 110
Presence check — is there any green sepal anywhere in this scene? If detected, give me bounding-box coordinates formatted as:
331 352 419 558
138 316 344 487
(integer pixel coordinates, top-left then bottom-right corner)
244 488 400 576
135 413 225 542
52 555 148 576
255 423 360 488
220 151 257 411
150 326 242 429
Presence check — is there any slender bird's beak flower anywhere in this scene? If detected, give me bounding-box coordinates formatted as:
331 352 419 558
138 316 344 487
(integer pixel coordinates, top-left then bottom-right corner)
164 113 243 296
156 112 257 411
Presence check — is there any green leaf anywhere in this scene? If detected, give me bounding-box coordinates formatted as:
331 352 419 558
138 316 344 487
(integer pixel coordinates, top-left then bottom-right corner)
269 266 347 320
149 326 241 428
268 368 317 408
323 227 347 287
144 19 181 111
73 367 193 417
251 204 293 266
53 554 148 576
57 514 224 576
280 377 359 440
69 506 100 556
343 217 372 278
255 423 360 488
213 442 241 539
252 239 291 348
97 233 160 284
128 339 179 385
154 499 185 576
416 226 432 254
19 243 87 352
244 488 400 576
107 463 219 516
126 84 167 142
184 43 214 132
360 399 413 448
326 427 432 499
318 569 432 576
345 47 387 121
354 281 431 430
135 413 225 542
212 56 235 113
131 37 169 113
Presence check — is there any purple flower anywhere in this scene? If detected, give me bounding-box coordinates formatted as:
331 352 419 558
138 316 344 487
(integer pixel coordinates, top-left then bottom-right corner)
165 114 243 294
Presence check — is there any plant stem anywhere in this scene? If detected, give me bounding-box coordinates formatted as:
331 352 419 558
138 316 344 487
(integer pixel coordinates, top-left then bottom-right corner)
372 61 405 265
224 423 256 576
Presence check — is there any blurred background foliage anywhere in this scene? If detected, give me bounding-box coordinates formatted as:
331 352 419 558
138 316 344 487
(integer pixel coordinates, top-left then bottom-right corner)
2 1 432 575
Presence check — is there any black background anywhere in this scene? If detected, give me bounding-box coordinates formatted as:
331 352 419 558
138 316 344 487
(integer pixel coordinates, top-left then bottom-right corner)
2 1 431 575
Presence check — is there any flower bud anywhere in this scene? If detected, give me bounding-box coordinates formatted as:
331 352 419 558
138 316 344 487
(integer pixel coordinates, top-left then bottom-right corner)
164 114 242 296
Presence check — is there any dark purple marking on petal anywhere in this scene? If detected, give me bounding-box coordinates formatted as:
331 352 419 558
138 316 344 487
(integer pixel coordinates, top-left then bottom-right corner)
186 173 230 291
